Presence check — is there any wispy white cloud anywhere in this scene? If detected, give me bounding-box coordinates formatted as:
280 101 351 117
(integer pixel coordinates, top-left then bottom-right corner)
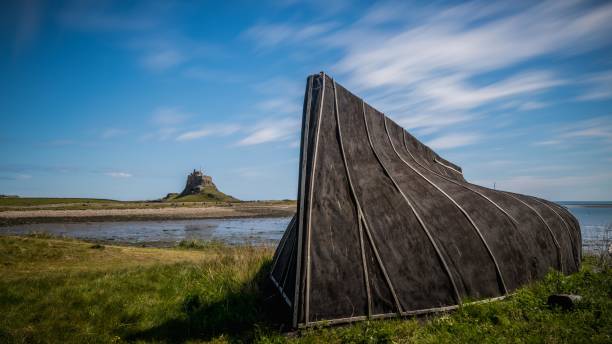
517 101 549 111
16 173 32 180
244 1 612 132
272 0 350 13
253 77 304 98
534 139 562 146
101 128 127 139
257 98 301 115
532 116 612 147
334 1 612 89
474 172 612 201
559 116 612 141
237 117 300 146
244 21 337 48
57 1 227 73
57 2 164 31
105 172 132 178
141 127 178 142
427 133 481 150
176 124 240 141
182 67 244 83
134 37 227 71
0 173 32 181
152 107 191 126
575 70 612 101
397 112 475 134
141 49 185 70
232 159 298 179
140 107 191 141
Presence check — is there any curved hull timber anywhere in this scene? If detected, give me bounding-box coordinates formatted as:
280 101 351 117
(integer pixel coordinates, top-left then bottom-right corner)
269 72 581 329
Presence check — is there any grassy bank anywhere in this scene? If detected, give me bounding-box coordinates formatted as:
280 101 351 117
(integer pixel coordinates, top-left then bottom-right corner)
0 236 610 343
0 197 295 212
0 197 119 207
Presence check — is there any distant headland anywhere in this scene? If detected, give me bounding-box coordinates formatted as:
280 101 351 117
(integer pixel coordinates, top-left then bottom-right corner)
163 169 239 203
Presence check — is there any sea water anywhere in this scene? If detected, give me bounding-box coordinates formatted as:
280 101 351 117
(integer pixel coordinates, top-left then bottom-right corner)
1 203 611 249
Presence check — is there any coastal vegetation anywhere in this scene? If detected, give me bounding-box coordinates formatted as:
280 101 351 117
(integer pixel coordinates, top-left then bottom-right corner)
0 197 119 207
0 196 294 211
0 235 610 343
163 184 240 203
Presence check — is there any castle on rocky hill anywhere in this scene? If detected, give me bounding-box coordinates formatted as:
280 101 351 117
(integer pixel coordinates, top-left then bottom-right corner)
180 169 215 196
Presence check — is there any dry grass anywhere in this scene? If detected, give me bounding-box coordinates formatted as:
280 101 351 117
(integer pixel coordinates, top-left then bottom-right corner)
0 236 215 280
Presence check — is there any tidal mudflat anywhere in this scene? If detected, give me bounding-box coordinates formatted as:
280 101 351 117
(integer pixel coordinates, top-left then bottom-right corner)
0 217 292 247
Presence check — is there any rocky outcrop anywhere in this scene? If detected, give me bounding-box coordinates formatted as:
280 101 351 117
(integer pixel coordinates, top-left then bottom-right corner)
180 169 215 196
169 169 238 202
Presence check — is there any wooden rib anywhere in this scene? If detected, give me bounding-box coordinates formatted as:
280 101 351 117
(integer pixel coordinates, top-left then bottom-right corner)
547 201 582 262
303 73 326 325
384 118 508 295
297 294 509 328
361 102 462 305
503 192 565 272
402 131 519 226
544 200 580 246
434 157 463 174
333 79 403 315
270 215 295 274
547 201 582 260
358 216 372 317
531 197 578 271
293 75 315 327
281 219 298 291
270 274 292 307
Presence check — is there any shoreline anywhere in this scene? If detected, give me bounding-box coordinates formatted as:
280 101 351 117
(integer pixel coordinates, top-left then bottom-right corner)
0 203 295 227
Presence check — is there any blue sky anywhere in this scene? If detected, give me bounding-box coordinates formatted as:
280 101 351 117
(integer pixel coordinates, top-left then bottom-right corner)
1 0 611 201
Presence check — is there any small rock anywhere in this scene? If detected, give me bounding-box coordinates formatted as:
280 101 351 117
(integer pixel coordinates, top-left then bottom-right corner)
547 294 582 310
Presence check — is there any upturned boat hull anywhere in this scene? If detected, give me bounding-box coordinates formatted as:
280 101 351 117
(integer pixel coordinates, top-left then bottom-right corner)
270 73 581 328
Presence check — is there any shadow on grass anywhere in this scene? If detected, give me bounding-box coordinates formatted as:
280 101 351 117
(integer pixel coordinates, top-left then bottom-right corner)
125 261 290 343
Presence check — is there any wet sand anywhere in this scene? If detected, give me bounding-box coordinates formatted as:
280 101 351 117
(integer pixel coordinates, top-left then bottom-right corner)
0 203 295 227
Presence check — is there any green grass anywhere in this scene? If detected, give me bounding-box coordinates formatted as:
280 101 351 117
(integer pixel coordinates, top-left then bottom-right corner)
0 197 294 212
166 185 240 203
0 236 610 343
0 197 118 207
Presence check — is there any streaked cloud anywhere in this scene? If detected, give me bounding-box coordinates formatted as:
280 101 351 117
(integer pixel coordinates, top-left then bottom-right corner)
576 70 612 101
534 140 562 146
176 124 240 141
237 117 300 146
100 128 127 139
0 173 33 181
244 21 337 48
427 133 481 150
151 107 191 126
517 101 548 111
475 172 612 201
57 2 162 31
105 172 132 178
561 116 612 142
244 1 612 133
182 67 244 83
141 49 185 70
257 97 301 115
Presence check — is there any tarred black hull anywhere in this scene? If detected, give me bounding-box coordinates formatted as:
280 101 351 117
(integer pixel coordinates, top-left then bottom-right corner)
270 73 581 328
